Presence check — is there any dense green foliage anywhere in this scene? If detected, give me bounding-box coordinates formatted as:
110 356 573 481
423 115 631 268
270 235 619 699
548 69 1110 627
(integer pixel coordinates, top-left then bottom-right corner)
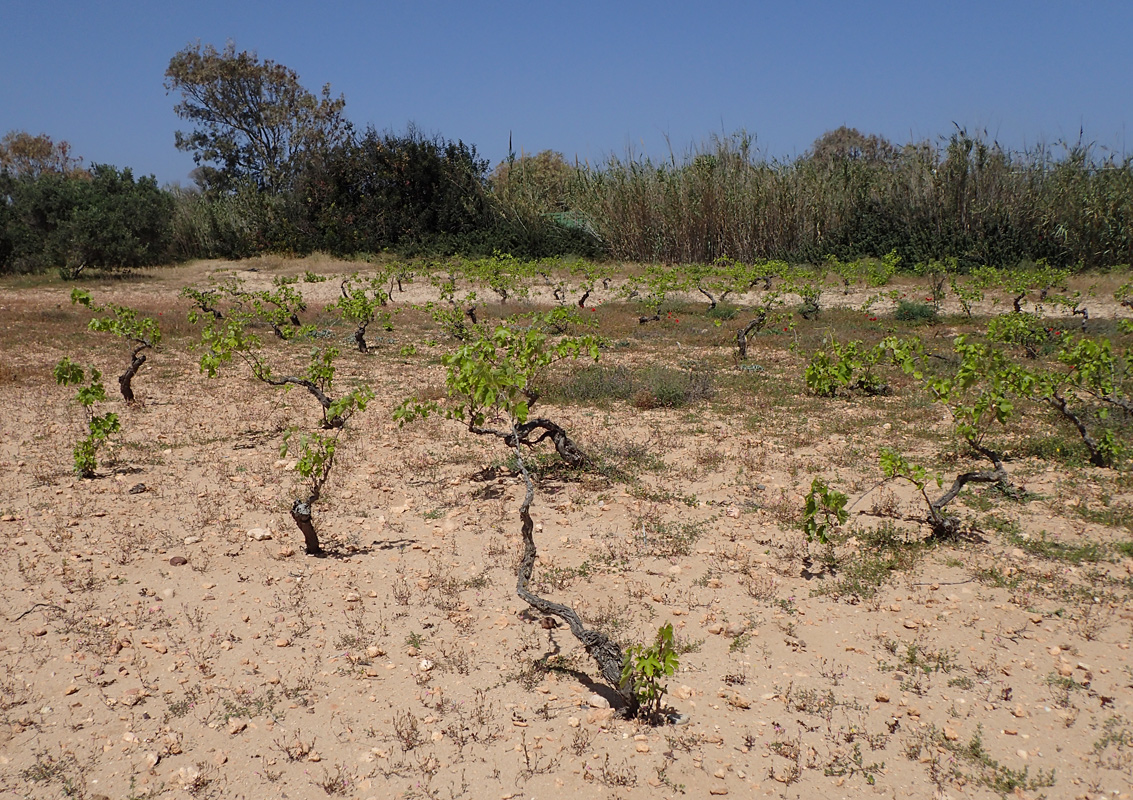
8 44 1133 272
0 164 173 275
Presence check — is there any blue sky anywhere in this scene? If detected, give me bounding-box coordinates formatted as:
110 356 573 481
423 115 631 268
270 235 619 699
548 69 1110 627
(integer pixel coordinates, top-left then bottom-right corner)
2 1 1130 186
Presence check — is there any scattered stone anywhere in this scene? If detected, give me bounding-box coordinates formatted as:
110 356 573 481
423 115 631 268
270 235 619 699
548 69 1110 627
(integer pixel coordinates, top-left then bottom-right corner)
723 691 751 709
635 742 650 753
247 528 273 541
587 694 610 709
875 691 890 703
709 786 729 795
143 752 160 769
586 708 614 725
183 536 201 545
568 717 580 728
128 483 146 494
419 659 434 672
275 638 291 648
943 726 959 741
228 717 246 734
30 627 47 637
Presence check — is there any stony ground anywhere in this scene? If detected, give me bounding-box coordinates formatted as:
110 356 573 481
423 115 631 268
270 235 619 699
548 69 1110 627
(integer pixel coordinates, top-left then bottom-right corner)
0 257 1131 800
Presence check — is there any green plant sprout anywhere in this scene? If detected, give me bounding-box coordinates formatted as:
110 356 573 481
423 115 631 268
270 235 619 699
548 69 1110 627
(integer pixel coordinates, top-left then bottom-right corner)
620 622 680 723
54 358 120 478
329 273 392 352
196 306 370 428
461 251 531 304
395 311 599 463
802 478 848 545
280 398 366 555
624 265 680 324
424 261 480 339
882 334 1027 535
876 448 956 535
1029 335 1130 467
71 289 161 403
805 337 890 397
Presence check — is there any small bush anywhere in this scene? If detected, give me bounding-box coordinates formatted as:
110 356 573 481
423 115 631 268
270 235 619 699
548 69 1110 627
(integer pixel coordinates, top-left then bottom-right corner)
549 364 714 409
633 366 715 409
894 300 938 324
554 365 636 403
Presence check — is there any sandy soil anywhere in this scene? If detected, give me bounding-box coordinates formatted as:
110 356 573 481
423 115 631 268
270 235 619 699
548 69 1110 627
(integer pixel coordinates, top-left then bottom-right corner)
0 258 1131 800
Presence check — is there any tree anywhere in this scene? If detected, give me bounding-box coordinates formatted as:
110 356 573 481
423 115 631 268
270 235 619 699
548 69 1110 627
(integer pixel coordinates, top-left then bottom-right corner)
0 131 86 178
165 41 348 194
489 149 575 214
304 125 495 254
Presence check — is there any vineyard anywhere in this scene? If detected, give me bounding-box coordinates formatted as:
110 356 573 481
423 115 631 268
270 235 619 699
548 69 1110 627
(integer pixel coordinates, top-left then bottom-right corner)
1 253 1131 799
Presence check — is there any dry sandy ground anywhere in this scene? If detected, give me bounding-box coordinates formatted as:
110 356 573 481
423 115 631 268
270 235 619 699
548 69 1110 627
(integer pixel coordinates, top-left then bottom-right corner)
0 258 1131 800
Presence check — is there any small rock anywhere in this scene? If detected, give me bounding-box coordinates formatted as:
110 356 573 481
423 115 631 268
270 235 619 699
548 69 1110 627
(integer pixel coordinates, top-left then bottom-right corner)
1012 704 1027 718
1016 749 1028 761
168 556 188 566
672 685 694 700
635 743 650 753
183 536 201 545
366 645 383 659
943 726 959 741
247 528 273 541
30 627 47 637
419 659 434 672
725 691 751 709
228 717 246 734
567 717 580 728
143 751 160 769
588 694 610 709
709 786 729 795
128 483 146 494
586 708 614 725
275 638 291 648
875 691 890 703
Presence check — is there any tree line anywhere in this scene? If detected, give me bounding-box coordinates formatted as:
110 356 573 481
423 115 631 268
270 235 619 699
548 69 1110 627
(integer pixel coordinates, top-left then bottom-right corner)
3 42 1132 277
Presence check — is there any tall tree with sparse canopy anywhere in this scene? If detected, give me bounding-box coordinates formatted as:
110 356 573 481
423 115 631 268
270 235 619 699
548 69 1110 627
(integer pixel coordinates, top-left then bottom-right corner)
164 41 349 194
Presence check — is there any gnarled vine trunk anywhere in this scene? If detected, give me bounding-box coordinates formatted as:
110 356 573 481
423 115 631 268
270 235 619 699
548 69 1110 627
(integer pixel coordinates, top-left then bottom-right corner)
118 346 149 403
510 430 637 715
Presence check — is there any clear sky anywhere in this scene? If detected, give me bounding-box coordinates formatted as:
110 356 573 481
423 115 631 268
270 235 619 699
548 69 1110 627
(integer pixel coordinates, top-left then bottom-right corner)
2 0 1130 186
